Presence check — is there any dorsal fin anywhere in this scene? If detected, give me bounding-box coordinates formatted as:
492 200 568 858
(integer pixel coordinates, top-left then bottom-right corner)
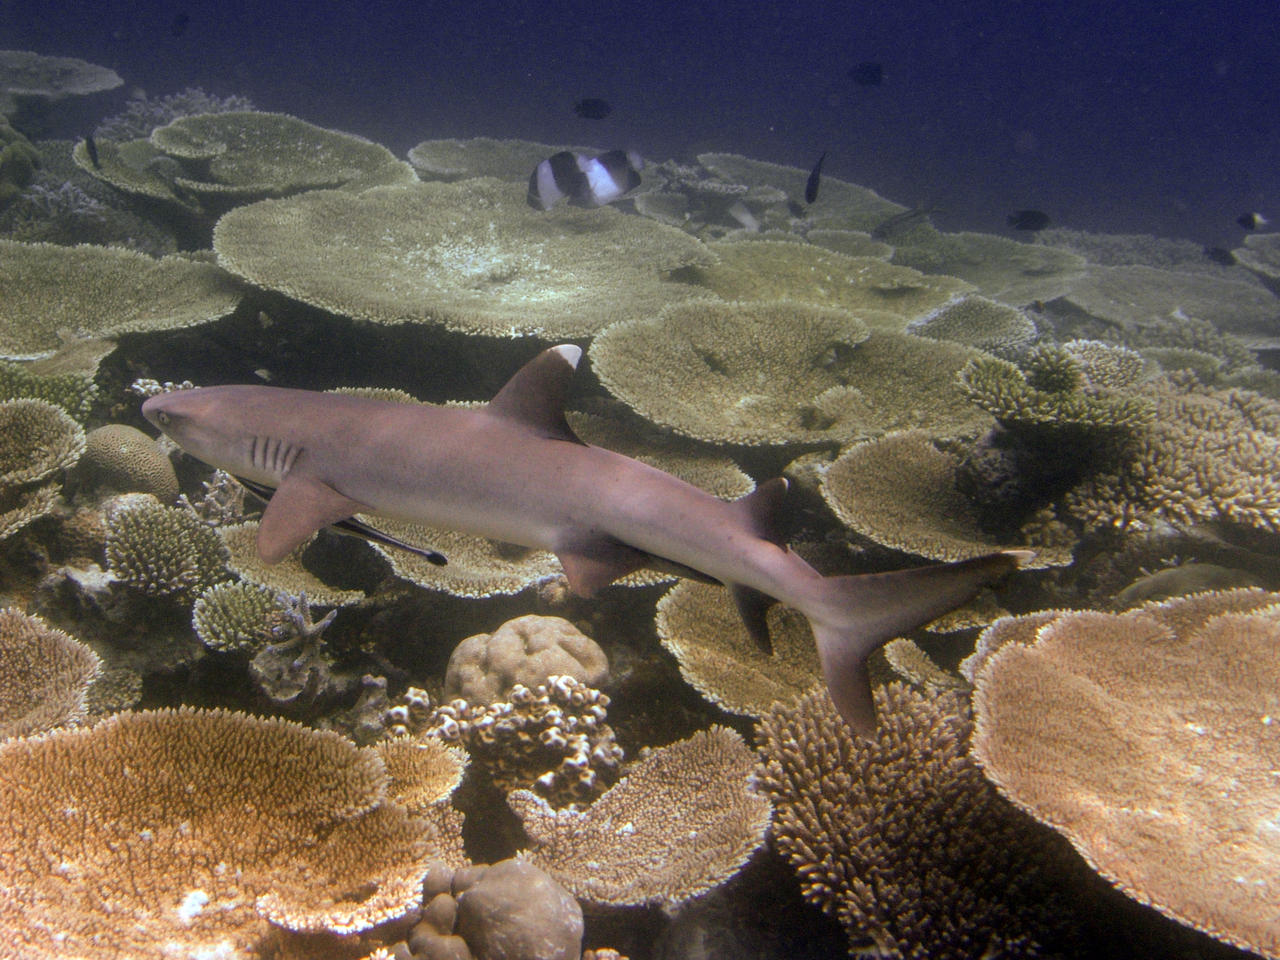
729 477 789 548
486 345 586 444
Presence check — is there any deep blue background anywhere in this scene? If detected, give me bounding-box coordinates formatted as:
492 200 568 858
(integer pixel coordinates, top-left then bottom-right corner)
4 0 1277 244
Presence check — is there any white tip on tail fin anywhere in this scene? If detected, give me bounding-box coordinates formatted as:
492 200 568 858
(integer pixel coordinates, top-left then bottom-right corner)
808 551 1024 739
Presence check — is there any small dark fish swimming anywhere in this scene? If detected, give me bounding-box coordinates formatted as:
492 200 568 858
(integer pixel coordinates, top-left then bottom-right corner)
1007 209 1051 231
84 135 100 169
573 97 612 120
870 206 933 241
170 12 190 37
849 61 884 86
1204 245 1236 266
527 148 642 211
805 152 826 204
1237 211 1269 230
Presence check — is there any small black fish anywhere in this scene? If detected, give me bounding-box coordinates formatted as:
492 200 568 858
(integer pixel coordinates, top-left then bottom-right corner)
870 207 933 242
1007 209 1050 231
1237 211 1269 230
849 61 884 86
84 135 100 169
1204 246 1236 266
573 97 612 120
804 152 826 204
170 12 190 37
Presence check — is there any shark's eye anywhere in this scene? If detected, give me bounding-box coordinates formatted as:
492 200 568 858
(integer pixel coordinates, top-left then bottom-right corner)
156 411 171 426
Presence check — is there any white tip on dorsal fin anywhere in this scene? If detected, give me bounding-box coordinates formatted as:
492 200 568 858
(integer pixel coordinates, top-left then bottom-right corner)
486 345 587 443
552 344 582 369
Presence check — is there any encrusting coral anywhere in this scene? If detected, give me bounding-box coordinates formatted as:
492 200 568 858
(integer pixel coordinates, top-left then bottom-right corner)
591 299 991 445
0 607 101 739
104 492 230 602
212 177 710 338
0 707 448 958
971 590 1280 959
509 725 771 908
443 614 609 704
756 682 1080 958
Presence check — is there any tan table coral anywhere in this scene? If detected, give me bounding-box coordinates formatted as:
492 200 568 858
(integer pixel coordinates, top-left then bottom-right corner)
212 178 710 338
509 726 770 908
408 136 597 181
971 590 1280 959
889 229 1086 305
0 707 450 959
0 607 100 739
655 579 820 717
591 299 991 445
0 239 242 356
821 430 1074 567
444 614 608 703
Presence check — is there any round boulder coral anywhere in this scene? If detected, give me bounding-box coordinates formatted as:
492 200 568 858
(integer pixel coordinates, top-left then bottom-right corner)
444 614 608 704
77 423 178 501
454 858 583 960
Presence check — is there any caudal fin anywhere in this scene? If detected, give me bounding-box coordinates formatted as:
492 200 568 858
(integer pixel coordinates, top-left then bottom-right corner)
807 551 1026 738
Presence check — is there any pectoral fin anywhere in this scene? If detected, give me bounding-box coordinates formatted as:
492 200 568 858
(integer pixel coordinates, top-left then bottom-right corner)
257 474 372 564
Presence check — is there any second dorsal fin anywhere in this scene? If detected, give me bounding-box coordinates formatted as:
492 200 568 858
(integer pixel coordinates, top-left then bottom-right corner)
486 344 586 444
729 477 789 548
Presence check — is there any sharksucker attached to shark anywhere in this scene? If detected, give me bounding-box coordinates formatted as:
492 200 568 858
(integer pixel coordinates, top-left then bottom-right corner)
142 345 1023 737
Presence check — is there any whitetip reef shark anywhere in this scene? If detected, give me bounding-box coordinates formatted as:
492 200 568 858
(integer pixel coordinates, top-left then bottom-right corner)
143 345 1023 737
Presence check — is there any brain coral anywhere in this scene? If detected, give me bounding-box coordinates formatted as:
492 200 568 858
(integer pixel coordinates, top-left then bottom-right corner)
0 239 243 356
971 591 1280 959
444 614 608 703
757 682 1080 958
212 178 710 338
509 725 770 907
592 299 992 445
77 423 179 501
0 707 446 958
0 607 101 739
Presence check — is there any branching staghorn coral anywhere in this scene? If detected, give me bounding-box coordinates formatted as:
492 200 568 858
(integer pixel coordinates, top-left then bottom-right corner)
104 493 230 602
756 682 1081 958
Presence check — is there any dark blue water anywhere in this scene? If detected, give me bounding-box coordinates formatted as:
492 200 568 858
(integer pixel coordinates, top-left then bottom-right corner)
5 0 1277 245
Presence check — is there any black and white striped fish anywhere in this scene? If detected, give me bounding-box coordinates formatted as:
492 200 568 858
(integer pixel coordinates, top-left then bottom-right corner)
527 149 643 211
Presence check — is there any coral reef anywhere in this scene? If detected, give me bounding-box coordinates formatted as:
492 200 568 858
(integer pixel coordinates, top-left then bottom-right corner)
0 239 243 355
387 677 624 808
908 295 1037 356
0 397 85 486
191 579 280 652
407 136 594 182
757 682 1080 958
655 579 821 717
104 493 230 602
75 423 179 501
444 614 608 703
0 357 98 418
510 726 770 908
0 606 101 738
591 299 991 445
0 707 446 957
890 229 1086 305
971 591 1280 958
95 87 257 141
212 178 710 337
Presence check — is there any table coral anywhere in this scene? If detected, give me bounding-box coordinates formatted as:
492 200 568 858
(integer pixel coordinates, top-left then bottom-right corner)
971 590 1280 958
0 606 100 738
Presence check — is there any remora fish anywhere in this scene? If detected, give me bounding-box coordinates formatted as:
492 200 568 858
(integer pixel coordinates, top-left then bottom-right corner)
142 346 1022 737
527 149 642 210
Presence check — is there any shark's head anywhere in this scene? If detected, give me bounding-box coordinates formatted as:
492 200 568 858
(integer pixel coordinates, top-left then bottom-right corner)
142 387 259 477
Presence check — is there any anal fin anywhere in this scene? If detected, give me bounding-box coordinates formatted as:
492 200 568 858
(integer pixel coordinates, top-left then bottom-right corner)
556 534 651 597
731 583 779 655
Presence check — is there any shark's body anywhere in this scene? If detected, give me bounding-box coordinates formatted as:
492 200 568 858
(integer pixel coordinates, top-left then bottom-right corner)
143 345 1020 736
